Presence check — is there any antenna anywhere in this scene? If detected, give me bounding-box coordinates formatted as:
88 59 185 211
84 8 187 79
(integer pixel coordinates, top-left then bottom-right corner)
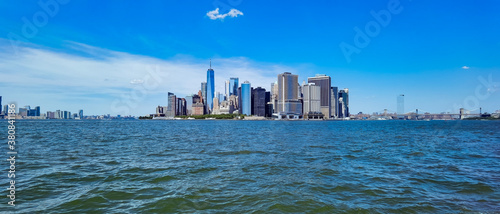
210 58 212 69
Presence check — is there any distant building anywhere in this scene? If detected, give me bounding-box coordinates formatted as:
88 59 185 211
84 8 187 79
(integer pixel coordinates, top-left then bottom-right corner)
397 94 404 115
338 89 349 118
192 103 205 115
277 72 302 119
206 62 215 113
185 95 193 115
201 82 207 106
308 74 331 118
225 80 230 101
0 96 2 115
251 87 267 117
79 109 83 119
330 87 339 118
156 105 166 117
229 77 239 96
167 92 176 117
241 81 251 115
47 111 55 119
303 83 323 119
176 98 186 116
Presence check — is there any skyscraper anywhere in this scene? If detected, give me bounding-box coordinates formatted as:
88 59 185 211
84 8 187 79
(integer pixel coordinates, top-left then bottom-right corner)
303 83 322 119
225 80 230 101
0 96 2 115
206 61 215 113
201 82 207 105
185 95 193 115
339 89 349 118
308 74 331 118
79 109 83 119
241 81 251 115
167 92 176 117
229 77 239 96
277 72 302 118
331 87 338 118
251 87 267 117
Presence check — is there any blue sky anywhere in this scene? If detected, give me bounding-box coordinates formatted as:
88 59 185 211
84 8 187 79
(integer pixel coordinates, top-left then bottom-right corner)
0 0 499 116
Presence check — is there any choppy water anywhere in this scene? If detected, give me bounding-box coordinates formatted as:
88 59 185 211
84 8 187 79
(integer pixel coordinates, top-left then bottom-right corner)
1 120 499 213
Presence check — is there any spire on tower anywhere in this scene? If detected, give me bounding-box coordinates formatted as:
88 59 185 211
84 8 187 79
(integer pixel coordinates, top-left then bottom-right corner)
210 58 212 69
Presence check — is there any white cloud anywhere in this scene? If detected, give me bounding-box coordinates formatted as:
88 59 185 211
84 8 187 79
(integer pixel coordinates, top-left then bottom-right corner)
462 66 470 69
0 40 297 116
207 8 243 20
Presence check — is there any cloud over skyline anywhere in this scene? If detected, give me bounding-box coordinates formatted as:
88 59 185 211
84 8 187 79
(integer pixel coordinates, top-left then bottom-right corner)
207 8 244 20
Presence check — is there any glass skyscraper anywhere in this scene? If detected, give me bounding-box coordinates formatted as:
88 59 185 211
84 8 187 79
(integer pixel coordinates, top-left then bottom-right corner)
241 81 251 115
308 74 331 118
229 77 239 96
207 66 215 113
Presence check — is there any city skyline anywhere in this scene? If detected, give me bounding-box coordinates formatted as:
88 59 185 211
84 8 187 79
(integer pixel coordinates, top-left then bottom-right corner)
0 1 499 116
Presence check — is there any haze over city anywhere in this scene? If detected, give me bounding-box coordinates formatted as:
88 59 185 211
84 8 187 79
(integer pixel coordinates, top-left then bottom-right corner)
0 0 499 116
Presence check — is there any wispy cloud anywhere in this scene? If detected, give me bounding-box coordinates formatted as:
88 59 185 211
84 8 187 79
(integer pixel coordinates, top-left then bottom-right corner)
462 66 470 70
207 8 243 20
0 40 296 116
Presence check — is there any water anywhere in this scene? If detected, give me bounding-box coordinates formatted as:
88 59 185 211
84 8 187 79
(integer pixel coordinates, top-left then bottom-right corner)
1 120 499 213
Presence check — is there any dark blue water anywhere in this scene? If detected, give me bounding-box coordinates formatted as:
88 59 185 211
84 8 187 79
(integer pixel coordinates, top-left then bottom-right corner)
1 120 499 213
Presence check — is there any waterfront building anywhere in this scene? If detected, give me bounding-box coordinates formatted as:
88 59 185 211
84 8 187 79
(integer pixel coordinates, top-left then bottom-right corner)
241 81 251 115
303 83 323 119
308 74 331 118
339 89 349 118
330 87 339 118
3 104 9 115
0 96 2 114
251 87 267 117
229 77 239 96
79 109 83 119
225 80 230 101
167 92 176 117
201 82 207 106
277 72 302 119
46 111 55 119
213 96 220 114
185 95 193 115
192 103 205 115
176 98 187 116
206 61 215 113
18 107 27 117
156 105 166 117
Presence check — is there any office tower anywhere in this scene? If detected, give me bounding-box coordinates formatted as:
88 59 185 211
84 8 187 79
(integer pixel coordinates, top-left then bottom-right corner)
229 95 238 111
176 98 186 116
35 106 40 116
213 96 220 114
330 87 338 118
339 89 349 118
251 87 267 117
201 82 207 104
19 108 27 117
265 91 272 117
241 81 251 115
55 110 61 119
217 92 224 104
3 105 9 115
206 61 215 113
225 80 230 101
167 92 176 117
277 72 302 118
185 95 193 115
271 82 278 113
303 83 322 119
397 94 404 115
0 96 2 114
229 77 239 96
79 110 83 119
308 74 331 118
46 111 55 119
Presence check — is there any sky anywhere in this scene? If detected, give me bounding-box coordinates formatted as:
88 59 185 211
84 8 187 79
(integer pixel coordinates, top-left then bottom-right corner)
0 0 499 116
